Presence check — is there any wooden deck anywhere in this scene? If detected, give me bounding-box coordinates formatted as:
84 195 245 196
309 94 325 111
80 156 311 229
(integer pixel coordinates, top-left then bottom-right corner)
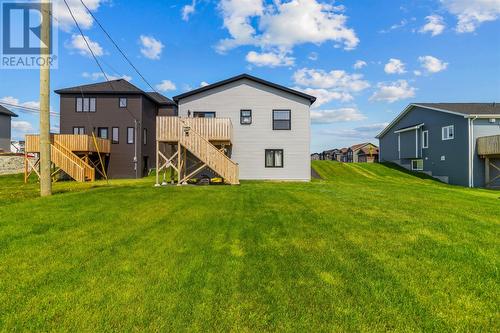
155 117 239 185
477 135 500 157
26 134 111 154
156 117 233 144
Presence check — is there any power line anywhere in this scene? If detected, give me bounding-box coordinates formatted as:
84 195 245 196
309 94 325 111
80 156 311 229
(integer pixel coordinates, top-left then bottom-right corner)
78 0 158 93
0 101 59 117
62 0 138 122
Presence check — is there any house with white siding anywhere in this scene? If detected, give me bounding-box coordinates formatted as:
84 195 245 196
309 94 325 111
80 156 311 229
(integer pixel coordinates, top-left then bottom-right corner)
155 74 316 184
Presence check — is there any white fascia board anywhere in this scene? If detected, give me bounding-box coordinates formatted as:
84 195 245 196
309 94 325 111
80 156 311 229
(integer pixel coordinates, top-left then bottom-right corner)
394 123 425 134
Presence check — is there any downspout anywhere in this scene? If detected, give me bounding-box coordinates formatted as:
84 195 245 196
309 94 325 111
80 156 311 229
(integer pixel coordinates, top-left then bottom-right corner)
470 116 477 187
467 118 471 187
134 118 138 178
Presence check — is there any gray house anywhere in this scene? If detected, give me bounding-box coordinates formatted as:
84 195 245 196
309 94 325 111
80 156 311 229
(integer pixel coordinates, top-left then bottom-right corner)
377 103 500 188
0 105 18 152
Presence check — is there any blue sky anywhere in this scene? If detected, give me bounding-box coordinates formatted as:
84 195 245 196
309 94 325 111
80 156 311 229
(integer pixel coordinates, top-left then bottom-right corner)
2 0 500 152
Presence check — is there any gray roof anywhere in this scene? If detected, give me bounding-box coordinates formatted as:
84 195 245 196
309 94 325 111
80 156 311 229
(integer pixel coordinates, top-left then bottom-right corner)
415 103 500 115
0 105 18 117
146 92 176 106
377 103 500 138
173 73 317 105
55 79 175 106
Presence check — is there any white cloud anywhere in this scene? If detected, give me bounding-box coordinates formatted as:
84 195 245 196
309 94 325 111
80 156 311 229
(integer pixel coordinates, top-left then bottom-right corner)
295 87 353 107
418 55 448 73
384 58 406 74
419 14 446 36
370 80 416 103
200 81 210 87
66 34 104 57
155 80 177 92
139 35 164 60
0 96 40 110
216 0 359 55
11 121 34 134
82 72 132 81
54 0 103 32
245 50 294 67
353 60 367 69
293 68 370 92
414 70 422 76
322 123 389 139
182 0 196 21
311 108 366 124
441 0 500 33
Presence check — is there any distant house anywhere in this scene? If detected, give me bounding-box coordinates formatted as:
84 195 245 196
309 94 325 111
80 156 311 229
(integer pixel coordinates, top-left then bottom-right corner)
311 153 321 161
339 148 348 162
347 143 378 163
0 105 18 152
377 103 500 188
358 146 379 163
323 148 341 161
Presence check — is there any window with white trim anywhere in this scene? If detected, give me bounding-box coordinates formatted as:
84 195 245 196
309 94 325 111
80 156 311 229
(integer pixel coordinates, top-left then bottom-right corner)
73 127 85 135
442 125 454 140
411 159 423 171
422 130 429 148
76 97 96 112
127 127 135 144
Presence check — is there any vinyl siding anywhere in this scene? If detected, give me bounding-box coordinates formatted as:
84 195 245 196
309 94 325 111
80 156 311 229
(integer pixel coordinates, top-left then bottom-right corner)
379 106 469 186
0 114 11 152
177 78 311 181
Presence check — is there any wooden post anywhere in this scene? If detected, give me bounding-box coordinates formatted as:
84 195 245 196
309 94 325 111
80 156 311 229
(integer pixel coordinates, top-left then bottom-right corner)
24 151 28 183
39 0 52 196
155 140 160 186
177 142 181 186
485 157 490 187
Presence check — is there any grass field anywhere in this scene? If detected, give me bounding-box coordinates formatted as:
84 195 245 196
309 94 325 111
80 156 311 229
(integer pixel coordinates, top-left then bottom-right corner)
0 162 498 331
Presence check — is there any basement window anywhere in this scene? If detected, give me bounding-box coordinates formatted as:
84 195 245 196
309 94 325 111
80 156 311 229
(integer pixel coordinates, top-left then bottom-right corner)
265 149 284 168
411 159 423 171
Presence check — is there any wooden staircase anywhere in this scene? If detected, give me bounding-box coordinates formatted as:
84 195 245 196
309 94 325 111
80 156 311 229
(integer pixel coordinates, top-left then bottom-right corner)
52 142 95 182
156 117 239 185
178 119 239 184
25 134 110 183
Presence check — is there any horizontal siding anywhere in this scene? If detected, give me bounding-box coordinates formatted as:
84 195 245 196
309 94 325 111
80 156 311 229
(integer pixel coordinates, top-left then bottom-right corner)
178 79 311 181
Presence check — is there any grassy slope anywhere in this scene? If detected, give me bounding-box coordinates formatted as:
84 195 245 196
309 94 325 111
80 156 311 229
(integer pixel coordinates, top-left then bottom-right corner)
0 163 498 332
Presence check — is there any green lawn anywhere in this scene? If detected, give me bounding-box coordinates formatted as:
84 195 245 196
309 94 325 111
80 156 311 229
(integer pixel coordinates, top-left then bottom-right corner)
0 162 498 331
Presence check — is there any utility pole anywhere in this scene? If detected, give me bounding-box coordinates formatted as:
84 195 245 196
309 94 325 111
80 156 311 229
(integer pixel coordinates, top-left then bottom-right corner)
39 0 52 196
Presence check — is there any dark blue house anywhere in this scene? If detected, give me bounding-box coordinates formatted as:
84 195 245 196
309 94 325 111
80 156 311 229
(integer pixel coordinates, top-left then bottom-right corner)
377 103 500 188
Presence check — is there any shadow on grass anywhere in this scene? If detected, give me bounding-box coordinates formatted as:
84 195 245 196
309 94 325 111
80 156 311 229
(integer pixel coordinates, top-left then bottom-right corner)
380 162 443 183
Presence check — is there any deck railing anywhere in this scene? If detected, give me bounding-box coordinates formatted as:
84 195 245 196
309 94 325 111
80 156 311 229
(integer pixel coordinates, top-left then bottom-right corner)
26 134 111 154
477 135 500 156
156 117 233 143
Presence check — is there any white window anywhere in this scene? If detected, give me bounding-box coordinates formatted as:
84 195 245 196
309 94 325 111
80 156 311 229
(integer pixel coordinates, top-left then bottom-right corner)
442 125 454 140
119 98 127 108
422 130 429 148
127 127 134 144
411 159 423 171
112 127 119 144
73 127 85 135
76 97 96 112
